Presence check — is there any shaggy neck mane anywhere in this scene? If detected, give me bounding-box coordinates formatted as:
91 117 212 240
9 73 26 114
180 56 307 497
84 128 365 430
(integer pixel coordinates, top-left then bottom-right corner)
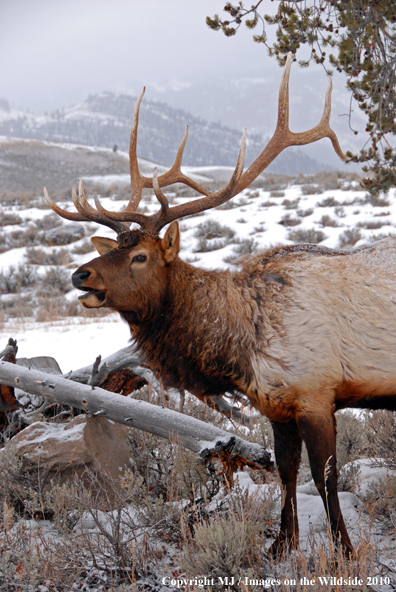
121 257 279 398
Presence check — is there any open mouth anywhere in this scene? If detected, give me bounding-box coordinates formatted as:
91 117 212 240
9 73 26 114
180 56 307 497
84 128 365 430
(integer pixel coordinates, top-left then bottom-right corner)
78 287 106 308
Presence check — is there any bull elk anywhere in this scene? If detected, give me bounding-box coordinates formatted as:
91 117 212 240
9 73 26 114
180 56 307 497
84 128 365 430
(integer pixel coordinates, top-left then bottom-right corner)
44 53 394 558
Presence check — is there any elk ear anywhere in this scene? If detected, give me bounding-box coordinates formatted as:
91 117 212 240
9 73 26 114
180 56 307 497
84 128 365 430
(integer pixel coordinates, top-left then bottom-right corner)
91 236 118 255
161 221 180 263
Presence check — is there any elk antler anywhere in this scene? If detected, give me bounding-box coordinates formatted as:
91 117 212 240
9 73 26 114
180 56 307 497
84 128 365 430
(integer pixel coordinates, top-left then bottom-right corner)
231 52 349 194
45 52 349 236
44 181 130 234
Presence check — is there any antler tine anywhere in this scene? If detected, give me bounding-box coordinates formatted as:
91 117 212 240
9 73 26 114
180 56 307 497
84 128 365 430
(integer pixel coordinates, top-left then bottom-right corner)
127 87 146 213
276 51 292 134
231 52 349 195
152 126 211 196
151 128 247 232
152 168 169 216
316 76 350 161
93 193 149 230
44 186 90 222
74 180 130 234
124 90 210 215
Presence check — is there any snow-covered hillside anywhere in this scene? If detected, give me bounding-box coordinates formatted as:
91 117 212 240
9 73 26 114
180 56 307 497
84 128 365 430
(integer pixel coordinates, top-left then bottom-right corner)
0 92 327 173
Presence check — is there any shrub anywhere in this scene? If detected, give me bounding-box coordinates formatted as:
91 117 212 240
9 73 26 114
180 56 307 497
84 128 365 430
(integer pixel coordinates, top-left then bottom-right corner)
363 475 396 530
282 198 300 209
253 225 266 233
288 228 326 244
39 267 72 294
0 264 38 294
367 194 390 207
44 224 85 246
301 184 323 195
33 214 63 230
297 208 314 218
369 233 393 242
356 220 385 230
364 410 396 469
9 225 45 248
224 238 257 264
279 214 302 227
0 295 35 317
260 200 276 207
316 196 340 207
338 228 363 248
318 215 339 228
195 220 235 240
216 198 238 210
216 196 250 210
182 485 278 588
336 411 368 492
0 212 23 226
270 190 285 197
72 239 95 254
334 206 346 218
25 247 72 266
194 220 235 252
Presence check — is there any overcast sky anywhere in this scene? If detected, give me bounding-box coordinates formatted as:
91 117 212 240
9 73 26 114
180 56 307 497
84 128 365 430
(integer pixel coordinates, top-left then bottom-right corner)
1 0 282 113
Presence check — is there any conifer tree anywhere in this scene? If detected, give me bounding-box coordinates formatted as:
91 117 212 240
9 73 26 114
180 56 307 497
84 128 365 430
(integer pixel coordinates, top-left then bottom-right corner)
207 1 396 195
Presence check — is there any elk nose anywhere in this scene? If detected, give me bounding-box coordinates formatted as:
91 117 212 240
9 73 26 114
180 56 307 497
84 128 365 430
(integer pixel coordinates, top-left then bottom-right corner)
72 270 91 289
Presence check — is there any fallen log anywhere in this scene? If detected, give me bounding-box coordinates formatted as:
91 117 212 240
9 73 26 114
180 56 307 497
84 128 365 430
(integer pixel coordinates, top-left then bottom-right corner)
0 360 273 479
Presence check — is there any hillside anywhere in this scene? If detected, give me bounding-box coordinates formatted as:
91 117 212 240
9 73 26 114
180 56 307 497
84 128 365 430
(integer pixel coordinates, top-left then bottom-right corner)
0 92 326 173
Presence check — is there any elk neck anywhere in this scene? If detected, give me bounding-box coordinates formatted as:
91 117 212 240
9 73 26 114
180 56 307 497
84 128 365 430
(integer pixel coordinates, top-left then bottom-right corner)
120 256 286 400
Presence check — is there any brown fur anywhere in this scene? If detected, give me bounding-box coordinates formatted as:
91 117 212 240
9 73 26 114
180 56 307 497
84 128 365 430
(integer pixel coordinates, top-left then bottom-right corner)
71 224 396 558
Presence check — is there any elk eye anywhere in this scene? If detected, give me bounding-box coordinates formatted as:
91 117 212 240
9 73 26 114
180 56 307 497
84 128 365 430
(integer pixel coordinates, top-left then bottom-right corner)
132 254 147 263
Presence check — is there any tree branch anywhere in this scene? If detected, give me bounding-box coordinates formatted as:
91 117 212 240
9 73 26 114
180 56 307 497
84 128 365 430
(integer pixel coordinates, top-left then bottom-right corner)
0 361 273 478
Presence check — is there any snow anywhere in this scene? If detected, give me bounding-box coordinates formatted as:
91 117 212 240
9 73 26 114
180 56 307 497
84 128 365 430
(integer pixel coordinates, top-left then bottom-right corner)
13 419 86 450
2 315 131 374
0 246 28 270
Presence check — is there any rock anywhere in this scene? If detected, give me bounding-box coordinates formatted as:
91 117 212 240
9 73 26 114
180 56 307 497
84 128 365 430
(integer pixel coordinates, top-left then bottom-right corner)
8 415 132 495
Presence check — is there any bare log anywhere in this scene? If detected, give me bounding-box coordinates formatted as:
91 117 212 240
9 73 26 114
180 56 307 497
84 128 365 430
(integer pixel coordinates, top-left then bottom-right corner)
64 344 143 383
0 361 273 477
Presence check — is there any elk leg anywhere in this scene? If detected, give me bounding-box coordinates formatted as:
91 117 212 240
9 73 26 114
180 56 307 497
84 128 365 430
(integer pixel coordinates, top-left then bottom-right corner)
269 419 302 557
297 410 354 558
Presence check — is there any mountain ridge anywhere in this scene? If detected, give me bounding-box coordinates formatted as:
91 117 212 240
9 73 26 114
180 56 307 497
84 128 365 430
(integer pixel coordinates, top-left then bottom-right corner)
0 91 328 175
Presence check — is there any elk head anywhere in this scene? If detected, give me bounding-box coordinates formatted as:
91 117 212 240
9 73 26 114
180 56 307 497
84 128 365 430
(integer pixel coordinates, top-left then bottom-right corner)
44 53 349 320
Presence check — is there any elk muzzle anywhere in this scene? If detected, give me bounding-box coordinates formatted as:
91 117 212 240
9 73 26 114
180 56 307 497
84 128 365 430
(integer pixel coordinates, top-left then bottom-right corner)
72 269 106 308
